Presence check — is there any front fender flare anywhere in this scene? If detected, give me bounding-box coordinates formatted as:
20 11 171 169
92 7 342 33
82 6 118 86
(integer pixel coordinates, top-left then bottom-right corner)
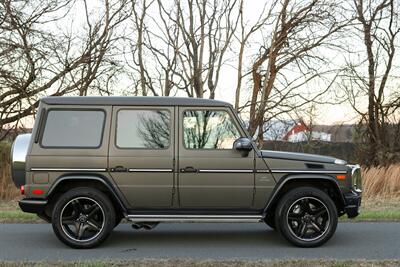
262 174 345 217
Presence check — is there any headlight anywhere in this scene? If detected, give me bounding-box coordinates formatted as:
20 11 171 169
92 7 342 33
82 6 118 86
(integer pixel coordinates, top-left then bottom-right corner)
334 159 347 165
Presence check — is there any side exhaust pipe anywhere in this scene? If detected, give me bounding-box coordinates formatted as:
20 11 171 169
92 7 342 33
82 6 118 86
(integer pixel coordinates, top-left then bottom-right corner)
131 222 159 230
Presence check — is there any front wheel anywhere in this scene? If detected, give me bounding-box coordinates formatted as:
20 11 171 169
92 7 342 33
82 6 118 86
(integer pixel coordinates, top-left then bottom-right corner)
274 187 338 247
51 187 116 249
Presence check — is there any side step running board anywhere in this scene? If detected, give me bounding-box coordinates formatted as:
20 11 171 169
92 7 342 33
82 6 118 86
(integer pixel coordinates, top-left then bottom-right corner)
127 214 263 223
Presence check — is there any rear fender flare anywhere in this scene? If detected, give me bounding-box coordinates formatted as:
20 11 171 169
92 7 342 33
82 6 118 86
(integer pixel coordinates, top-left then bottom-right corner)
46 175 128 214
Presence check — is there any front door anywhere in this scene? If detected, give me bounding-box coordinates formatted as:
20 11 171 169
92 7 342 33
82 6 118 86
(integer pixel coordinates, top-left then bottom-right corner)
178 107 254 208
108 106 175 208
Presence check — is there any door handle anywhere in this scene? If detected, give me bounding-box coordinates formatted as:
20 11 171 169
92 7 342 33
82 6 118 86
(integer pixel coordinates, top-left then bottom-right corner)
180 166 198 173
111 166 127 172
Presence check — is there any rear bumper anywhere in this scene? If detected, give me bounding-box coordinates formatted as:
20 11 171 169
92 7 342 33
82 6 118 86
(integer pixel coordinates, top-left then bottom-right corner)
343 190 362 218
19 199 47 214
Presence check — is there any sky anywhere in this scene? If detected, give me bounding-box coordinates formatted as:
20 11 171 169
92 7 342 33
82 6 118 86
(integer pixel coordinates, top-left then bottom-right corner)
18 0 399 127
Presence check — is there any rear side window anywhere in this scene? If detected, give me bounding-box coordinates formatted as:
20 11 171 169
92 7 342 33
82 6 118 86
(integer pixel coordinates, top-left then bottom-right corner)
116 110 170 149
41 110 105 148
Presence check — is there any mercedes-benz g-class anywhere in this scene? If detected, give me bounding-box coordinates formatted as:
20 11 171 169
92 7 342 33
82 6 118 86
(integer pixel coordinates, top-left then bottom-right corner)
11 96 362 248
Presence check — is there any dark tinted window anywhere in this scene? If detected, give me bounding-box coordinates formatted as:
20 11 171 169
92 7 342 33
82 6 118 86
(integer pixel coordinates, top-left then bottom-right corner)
116 110 170 149
41 110 105 148
183 110 240 149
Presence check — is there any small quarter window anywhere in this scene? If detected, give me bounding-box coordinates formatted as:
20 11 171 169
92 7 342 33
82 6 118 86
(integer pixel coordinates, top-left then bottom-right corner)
41 110 105 148
183 110 240 149
116 110 170 149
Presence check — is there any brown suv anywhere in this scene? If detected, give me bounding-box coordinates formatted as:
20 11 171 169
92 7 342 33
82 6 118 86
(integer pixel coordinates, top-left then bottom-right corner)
11 96 362 248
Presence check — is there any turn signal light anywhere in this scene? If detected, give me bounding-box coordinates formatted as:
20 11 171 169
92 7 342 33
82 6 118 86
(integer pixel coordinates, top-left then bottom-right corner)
20 185 25 195
336 174 346 180
32 189 44 195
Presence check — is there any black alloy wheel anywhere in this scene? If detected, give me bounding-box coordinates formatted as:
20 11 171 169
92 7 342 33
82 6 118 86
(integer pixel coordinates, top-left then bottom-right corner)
52 187 116 249
60 197 105 242
275 186 338 247
286 197 330 241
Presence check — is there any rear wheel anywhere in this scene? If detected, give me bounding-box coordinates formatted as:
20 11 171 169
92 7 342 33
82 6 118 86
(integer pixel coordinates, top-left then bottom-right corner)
114 214 123 228
274 187 338 247
51 187 115 249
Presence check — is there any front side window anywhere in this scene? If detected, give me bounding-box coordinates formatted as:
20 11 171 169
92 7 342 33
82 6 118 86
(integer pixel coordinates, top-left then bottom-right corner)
41 110 105 148
183 110 240 149
116 110 170 149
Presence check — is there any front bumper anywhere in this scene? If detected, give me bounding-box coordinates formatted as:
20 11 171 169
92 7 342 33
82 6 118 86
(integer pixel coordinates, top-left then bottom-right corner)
343 190 362 218
19 199 47 214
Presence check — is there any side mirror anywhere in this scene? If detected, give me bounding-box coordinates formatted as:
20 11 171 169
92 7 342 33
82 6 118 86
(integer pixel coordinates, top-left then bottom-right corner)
233 137 253 157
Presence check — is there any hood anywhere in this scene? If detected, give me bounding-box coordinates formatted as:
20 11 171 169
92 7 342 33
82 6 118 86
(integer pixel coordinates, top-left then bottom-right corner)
261 150 345 165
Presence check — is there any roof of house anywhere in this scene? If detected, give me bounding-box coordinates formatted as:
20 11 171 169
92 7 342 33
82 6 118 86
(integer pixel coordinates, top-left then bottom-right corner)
282 121 310 140
41 96 231 107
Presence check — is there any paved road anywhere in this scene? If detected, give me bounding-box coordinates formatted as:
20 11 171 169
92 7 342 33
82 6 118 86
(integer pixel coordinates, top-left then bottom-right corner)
0 222 399 261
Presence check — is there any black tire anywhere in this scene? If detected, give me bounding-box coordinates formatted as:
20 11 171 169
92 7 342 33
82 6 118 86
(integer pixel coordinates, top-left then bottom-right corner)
274 186 338 247
114 215 123 228
264 215 276 230
51 187 116 249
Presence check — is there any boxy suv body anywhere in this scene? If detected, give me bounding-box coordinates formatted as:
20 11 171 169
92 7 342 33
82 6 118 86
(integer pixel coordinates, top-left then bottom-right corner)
11 96 362 248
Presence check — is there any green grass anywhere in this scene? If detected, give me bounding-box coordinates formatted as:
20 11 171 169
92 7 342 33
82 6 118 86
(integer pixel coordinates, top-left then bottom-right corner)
0 260 400 267
345 210 400 222
341 197 400 222
0 210 40 223
0 200 42 223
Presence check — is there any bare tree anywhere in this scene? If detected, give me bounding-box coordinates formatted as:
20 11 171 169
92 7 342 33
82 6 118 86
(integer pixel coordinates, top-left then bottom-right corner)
129 0 154 96
234 0 274 110
241 0 348 141
343 0 400 165
0 0 129 136
127 0 240 98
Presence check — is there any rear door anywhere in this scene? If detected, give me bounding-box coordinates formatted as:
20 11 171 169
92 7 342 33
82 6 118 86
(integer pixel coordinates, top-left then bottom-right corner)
178 107 255 208
108 106 175 208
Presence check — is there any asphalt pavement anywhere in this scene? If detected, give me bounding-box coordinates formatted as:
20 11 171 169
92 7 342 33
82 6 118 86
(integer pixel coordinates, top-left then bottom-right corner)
0 222 399 261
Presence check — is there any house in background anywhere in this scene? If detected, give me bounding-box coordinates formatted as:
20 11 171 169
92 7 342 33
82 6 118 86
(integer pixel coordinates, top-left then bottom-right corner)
263 120 353 143
282 121 331 142
262 120 297 141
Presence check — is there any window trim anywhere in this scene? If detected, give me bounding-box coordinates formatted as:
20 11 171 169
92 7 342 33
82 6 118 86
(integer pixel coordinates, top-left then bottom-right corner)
39 108 106 149
115 108 172 150
181 108 242 151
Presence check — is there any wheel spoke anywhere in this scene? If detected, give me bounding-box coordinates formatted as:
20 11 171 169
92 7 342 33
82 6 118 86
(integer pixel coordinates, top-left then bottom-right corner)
62 219 76 225
301 199 311 213
310 221 322 234
87 206 100 219
288 213 302 221
295 222 304 236
77 223 86 239
312 207 327 218
63 211 78 221
87 220 101 231
299 223 307 238
72 200 83 213
84 203 96 213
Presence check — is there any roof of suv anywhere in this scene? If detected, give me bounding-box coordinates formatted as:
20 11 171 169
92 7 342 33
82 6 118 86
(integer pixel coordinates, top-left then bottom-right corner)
42 96 231 107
